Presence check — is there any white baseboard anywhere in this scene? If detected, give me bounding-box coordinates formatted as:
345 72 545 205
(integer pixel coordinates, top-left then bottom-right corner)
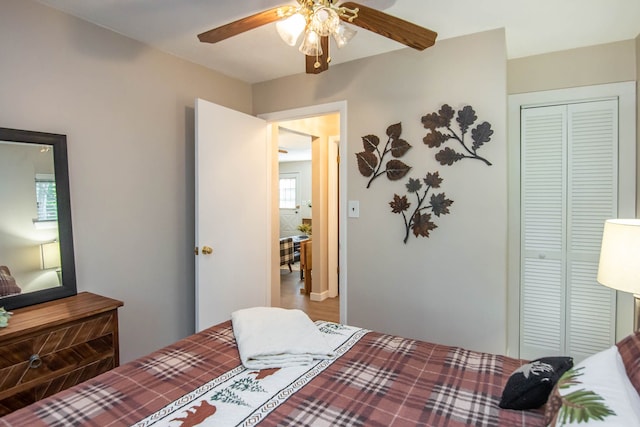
310 291 328 302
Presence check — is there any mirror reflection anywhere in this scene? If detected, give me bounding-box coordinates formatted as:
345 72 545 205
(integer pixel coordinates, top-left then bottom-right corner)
0 140 61 298
0 127 76 310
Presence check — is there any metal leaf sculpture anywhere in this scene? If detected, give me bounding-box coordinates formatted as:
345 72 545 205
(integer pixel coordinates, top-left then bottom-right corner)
356 122 412 188
422 104 493 166
389 171 453 243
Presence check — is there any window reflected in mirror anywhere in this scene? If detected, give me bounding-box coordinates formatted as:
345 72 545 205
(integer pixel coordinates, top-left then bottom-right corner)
35 173 58 225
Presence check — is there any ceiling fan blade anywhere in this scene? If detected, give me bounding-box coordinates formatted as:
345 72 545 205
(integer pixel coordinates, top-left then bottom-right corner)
198 6 294 44
340 2 437 51
305 36 330 74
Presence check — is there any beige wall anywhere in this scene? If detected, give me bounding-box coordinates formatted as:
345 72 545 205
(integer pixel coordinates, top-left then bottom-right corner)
255 29 509 354
508 40 636 94
0 0 252 362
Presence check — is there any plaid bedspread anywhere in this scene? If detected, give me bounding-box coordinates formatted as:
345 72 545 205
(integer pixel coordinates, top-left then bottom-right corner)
0 321 545 426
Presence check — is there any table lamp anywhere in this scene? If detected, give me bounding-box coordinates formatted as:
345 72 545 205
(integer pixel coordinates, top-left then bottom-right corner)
40 240 61 270
597 219 640 331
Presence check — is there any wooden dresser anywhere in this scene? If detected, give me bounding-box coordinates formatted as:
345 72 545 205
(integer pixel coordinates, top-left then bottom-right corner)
0 292 123 415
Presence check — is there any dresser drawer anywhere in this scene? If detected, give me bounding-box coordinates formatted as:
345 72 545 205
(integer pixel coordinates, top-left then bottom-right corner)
0 293 123 415
0 312 116 395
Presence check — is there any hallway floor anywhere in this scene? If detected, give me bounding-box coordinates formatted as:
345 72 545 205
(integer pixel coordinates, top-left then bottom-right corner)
279 265 339 323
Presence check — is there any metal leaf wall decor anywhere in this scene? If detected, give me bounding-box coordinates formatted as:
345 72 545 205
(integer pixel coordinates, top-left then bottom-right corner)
390 172 453 244
355 122 412 188
356 121 455 243
422 104 493 166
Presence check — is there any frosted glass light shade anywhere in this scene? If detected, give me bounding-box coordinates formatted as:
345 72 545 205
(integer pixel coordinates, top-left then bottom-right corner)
310 7 339 36
276 13 306 46
299 30 322 56
332 23 357 48
597 219 640 295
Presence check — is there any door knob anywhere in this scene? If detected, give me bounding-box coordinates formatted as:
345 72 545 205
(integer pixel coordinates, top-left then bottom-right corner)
202 246 213 255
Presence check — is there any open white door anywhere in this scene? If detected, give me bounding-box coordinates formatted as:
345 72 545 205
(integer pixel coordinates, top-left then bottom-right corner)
195 98 270 332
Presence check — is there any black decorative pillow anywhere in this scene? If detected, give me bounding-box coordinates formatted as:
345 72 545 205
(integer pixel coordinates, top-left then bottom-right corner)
499 356 573 410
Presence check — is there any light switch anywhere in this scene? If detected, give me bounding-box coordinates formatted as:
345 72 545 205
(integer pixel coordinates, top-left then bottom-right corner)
348 200 360 218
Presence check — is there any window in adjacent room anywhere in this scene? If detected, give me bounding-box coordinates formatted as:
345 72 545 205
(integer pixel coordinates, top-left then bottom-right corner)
279 176 297 209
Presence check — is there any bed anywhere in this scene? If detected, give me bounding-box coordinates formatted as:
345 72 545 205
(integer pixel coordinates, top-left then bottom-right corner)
1 315 639 427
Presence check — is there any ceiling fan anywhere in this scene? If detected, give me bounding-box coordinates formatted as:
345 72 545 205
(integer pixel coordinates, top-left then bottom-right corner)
198 0 437 74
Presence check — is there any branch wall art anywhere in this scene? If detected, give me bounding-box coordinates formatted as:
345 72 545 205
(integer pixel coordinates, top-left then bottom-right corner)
356 121 454 243
422 104 494 166
355 104 494 243
390 172 453 244
355 122 412 189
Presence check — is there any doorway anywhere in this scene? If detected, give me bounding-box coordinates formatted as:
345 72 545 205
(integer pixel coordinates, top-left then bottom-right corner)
260 101 347 324
276 115 339 322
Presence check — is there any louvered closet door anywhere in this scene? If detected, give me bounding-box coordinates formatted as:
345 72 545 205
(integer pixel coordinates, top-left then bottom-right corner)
566 100 617 361
520 105 567 359
520 100 618 361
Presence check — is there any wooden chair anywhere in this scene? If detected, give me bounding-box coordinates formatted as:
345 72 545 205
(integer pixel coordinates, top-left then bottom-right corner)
300 240 312 294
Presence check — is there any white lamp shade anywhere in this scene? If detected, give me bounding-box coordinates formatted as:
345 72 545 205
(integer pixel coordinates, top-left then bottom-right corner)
41 240 61 270
597 219 640 295
276 13 306 46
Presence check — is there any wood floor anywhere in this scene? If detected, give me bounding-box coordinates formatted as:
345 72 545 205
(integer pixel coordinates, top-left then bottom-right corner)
280 265 339 323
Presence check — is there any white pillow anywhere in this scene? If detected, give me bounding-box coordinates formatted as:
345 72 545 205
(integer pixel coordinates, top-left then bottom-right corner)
547 345 640 426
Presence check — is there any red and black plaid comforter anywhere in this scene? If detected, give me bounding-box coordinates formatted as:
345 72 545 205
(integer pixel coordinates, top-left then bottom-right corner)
0 321 545 426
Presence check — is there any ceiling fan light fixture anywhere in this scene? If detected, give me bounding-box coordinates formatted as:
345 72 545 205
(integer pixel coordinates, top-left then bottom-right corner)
299 29 322 56
198 0 437 75
332 23 357 48
276 12 306 46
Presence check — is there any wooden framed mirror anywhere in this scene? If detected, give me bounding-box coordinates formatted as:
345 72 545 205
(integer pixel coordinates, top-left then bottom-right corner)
0 127 77 310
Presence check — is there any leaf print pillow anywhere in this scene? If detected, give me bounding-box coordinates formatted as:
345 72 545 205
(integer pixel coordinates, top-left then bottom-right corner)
545 346 640 426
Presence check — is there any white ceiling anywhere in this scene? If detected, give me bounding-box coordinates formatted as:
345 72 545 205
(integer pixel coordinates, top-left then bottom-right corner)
278 128 312 162
36 0 640 84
